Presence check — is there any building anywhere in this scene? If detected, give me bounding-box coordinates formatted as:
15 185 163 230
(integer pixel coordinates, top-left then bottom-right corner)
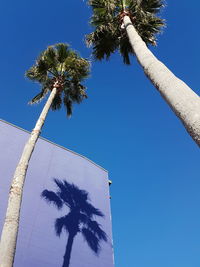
0 119 114 267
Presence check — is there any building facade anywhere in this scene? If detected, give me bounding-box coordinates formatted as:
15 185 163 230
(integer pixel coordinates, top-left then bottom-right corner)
0 120 114 267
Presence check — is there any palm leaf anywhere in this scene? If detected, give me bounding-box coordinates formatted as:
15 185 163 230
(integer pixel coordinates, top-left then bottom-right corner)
119 33 134 64
64 57 90 81
55 43 70 63
41 190 63 210
63 95 73 117
55 216 66 237
54 179 75 208
81 202 104 217
51 93 62 110
87 220 107 241
36 59 49 75
28 88 49 104
138 0 165 14
25 66 47 83
81 227 100 254
42 47 57 67
87 0 165 64
87 29 119 61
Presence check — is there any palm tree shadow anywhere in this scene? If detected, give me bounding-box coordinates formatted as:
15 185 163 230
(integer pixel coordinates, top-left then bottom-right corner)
41 179 107 267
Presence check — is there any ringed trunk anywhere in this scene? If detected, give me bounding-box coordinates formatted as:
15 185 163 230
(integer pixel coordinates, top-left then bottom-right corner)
123 15 200 146
0 87 57 267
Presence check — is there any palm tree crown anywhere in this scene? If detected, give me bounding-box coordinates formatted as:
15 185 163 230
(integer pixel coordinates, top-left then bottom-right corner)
42 179 107 254
26 43 90 116
86 0 165 64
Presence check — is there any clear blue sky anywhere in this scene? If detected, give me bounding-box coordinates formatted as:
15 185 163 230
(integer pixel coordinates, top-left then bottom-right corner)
0 1 200 266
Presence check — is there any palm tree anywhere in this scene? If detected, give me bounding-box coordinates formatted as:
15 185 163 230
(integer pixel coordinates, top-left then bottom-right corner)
86 0 200 146
0 44 90 267
41 179 107 267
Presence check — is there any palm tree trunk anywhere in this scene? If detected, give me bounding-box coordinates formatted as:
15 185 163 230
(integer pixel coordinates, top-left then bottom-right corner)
62 234 75 267
123 15 200 146
0 87 57 267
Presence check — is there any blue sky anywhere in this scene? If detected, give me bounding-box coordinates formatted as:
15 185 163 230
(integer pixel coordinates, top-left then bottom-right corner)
0 1 200 267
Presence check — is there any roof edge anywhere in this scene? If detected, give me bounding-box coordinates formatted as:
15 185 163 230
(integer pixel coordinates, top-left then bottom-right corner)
0 118 108 173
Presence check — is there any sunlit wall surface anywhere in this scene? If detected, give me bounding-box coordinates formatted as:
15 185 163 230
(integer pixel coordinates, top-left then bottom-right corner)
0 120 114 267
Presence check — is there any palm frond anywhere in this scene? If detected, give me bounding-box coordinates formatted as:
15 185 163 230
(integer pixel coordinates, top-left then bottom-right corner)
86 28 119 61
64 57 90 81
42 47 57 67
119 33 134 64
87 220 107 241
81 227 100 254
87 0 165 64
51 93 62 110
55 216 67 237
55 213 80 236
88 0 116 13
138 0 165 14
63 94 73 117
54 179 75 208
82 202 104 217
25 66 47 83
55 43 70 63
62 82 87 117
54 178 66 191
28 88 49 105
41 190 63 210
36 58 49 75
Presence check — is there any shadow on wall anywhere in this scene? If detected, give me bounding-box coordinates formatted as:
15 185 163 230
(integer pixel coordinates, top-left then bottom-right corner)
41 179 107 267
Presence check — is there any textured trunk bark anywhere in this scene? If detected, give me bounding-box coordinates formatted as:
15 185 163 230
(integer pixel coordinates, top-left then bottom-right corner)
0 87 57 267
123 15 200 146
62 234 75 267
